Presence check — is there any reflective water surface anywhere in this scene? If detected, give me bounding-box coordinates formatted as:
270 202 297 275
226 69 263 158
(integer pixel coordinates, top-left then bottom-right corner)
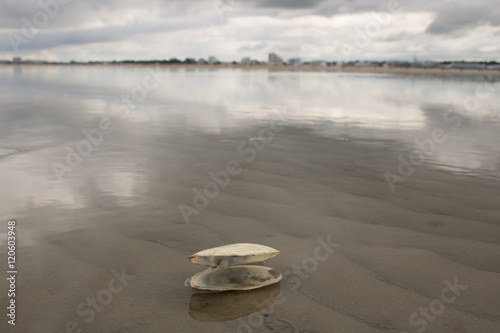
1 66 499 215
0 65 499 332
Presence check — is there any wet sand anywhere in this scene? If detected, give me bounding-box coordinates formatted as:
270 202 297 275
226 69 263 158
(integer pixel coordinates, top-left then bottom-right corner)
3 125 500 333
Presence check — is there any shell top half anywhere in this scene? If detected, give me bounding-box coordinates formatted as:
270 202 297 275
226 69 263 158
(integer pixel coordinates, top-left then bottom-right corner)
189 243 281 267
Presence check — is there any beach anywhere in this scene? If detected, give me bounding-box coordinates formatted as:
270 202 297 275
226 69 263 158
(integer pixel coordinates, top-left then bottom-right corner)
0 65 499 332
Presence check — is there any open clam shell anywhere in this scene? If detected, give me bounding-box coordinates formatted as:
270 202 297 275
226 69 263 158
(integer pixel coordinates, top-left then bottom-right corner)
189 265 282 291
188 243 282 291
189 243 281 267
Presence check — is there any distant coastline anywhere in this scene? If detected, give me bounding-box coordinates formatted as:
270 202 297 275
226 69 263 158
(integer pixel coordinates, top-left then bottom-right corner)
2 62 500 77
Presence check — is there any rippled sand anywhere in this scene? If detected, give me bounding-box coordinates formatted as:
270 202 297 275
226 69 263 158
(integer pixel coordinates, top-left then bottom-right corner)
3 125 499 333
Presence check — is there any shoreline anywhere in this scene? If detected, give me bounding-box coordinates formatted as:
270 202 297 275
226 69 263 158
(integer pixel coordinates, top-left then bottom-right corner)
2 62 500 76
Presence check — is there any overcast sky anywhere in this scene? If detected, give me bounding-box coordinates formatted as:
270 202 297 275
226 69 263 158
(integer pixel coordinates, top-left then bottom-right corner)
1 0 499 62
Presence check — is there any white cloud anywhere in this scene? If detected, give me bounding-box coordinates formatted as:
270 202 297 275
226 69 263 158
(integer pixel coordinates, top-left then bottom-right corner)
0 0 498 61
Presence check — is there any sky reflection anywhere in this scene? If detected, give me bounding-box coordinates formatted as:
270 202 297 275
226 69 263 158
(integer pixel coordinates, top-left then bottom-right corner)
0 65 499 218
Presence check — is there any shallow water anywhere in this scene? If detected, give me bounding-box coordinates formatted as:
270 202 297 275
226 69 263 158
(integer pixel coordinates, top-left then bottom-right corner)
1 66 499 216
1 65 499 333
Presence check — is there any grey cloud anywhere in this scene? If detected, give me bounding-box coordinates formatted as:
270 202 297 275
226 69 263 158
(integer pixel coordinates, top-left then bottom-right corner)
311 0 455 18
250 0 388 15
237 42 268 52
1 0 499 61
0 0 204 29
276 43 301 53
0 16 210 52
311 0 390 16
426 2 500 34
382 31 413 42
0 0 131 29
252 0 327 9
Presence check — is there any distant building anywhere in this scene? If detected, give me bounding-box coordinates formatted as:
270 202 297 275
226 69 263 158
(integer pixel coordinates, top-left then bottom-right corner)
12 57 22 63
422 61 438 68
197 58 207 64
310 60 327 66
208 56 218 65
288 58 301 66
268 53 284 66
441 62 486 70
486 64 500 70
393 61 411 68
240 57 251 65
354 61 373 67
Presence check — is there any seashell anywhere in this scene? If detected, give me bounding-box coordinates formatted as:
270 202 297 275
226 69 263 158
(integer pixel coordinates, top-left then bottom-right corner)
189 243 281 267
188 243 282 291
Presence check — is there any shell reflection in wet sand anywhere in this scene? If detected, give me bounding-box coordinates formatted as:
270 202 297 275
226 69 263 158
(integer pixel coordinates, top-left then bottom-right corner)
189 283 281 322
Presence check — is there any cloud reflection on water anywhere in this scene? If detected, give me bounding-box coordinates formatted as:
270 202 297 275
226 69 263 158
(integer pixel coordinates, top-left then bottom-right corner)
0 66 498 217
